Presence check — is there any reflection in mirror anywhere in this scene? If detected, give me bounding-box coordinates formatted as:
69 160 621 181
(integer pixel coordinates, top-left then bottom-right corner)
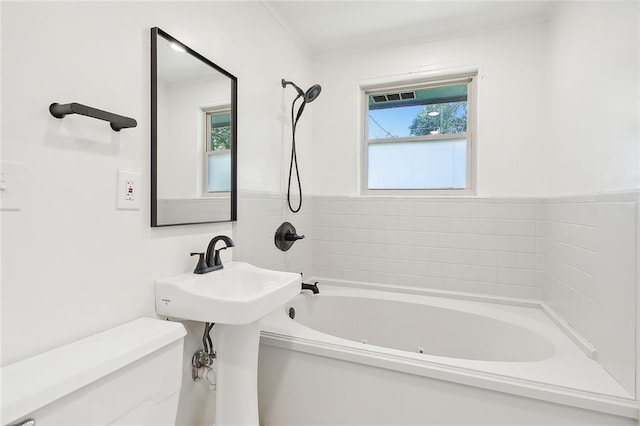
151 27 237 226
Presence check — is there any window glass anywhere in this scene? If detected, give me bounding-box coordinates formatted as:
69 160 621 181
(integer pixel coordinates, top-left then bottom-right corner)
206 110 231 192
368 84 467 139
209 111 231 151
207 151 231 192
364 78 473 191
368 139 466 189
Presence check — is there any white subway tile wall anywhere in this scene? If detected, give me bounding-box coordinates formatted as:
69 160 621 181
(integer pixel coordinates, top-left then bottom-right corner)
540 196 638 395
312 197 543 299
235 191 313 278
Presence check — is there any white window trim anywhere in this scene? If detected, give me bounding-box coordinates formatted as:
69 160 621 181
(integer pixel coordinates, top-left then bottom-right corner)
202 106 232 197
359 72 478 196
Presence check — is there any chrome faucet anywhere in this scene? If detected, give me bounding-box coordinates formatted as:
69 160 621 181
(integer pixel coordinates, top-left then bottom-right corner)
190 235 235 274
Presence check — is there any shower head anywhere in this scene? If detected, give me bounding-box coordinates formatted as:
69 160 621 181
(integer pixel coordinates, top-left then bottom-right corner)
304 84 322 103
282 79 322 104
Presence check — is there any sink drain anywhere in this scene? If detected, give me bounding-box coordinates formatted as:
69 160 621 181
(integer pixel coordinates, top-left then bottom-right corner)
288 307 295 319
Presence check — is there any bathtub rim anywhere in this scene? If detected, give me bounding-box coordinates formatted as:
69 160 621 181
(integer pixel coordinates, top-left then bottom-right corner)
260 279 637 420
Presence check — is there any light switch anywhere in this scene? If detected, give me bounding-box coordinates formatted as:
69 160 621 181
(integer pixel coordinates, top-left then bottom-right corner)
0 161 22 210
117 170 141 210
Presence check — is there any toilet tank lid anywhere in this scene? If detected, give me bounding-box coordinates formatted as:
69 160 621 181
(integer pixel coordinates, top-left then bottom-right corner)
1 317 186 425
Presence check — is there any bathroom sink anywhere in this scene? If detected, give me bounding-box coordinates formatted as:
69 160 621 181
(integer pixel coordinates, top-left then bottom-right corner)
155 261 301 325
155 261 302 424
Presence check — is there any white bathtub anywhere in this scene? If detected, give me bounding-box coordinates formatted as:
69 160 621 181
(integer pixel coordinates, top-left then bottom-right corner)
258 281 638 425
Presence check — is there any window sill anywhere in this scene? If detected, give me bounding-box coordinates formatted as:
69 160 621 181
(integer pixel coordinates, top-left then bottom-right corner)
360 188 477 197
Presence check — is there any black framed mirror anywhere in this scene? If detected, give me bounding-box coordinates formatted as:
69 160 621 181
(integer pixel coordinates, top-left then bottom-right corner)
151 27 237 226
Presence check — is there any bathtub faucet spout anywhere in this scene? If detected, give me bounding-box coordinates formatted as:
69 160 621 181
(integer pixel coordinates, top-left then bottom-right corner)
302 281 319 294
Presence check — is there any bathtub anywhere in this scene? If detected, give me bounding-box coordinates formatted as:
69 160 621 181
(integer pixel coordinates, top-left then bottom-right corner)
258 280 638 425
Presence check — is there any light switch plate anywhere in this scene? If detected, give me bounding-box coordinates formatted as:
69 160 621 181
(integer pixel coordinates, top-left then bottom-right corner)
117 170 141 210
0 161 22 210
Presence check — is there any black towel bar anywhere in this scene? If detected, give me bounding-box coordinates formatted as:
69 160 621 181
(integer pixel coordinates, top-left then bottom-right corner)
49 102 137 131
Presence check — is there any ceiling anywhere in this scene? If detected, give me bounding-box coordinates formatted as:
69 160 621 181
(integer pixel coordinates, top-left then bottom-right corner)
263 1 553 56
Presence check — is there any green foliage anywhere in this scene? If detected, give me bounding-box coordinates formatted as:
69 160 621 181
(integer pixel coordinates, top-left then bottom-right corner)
409 102 467 136
211 126 231 151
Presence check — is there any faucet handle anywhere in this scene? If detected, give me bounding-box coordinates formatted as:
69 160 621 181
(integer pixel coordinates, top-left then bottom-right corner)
212 246 229 267
275 222 304 251
190 252 208 274
285 231 305 241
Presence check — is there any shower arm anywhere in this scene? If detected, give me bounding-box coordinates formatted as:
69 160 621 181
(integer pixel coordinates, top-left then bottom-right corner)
282 79 304 97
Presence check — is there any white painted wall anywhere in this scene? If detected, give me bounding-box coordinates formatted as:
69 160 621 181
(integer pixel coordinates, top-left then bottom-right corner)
1 2 312 424
311 22 548 197
545 2 640 196
310 3 640 197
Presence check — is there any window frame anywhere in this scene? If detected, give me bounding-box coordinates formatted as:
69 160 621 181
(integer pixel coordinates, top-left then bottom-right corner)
360 73 477 196
202 107 232 196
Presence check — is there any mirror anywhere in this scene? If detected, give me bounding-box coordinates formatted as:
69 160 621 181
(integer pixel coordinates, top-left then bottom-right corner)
151 27 237 226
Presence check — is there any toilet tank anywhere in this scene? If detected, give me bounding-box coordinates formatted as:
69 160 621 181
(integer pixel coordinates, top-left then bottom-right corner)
2 318 186 426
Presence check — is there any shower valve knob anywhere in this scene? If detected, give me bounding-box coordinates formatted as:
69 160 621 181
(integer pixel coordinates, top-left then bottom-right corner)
285 232 305 241
275 222 304 251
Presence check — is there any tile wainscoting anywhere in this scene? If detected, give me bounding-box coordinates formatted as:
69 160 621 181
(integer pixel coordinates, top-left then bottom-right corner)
539 192 638 395
235 191 313 278
312 196 544 299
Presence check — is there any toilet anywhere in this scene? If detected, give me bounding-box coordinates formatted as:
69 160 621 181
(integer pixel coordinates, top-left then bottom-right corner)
2 318 186 426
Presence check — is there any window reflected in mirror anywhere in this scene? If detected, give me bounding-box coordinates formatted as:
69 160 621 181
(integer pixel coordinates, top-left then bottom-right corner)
206 110 231 193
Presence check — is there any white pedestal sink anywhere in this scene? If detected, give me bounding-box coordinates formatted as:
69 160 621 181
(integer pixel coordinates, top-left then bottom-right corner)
154 262 301 425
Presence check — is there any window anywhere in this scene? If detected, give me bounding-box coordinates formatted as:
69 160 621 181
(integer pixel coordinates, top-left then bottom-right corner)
363 74 475 193
205 109 231 193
